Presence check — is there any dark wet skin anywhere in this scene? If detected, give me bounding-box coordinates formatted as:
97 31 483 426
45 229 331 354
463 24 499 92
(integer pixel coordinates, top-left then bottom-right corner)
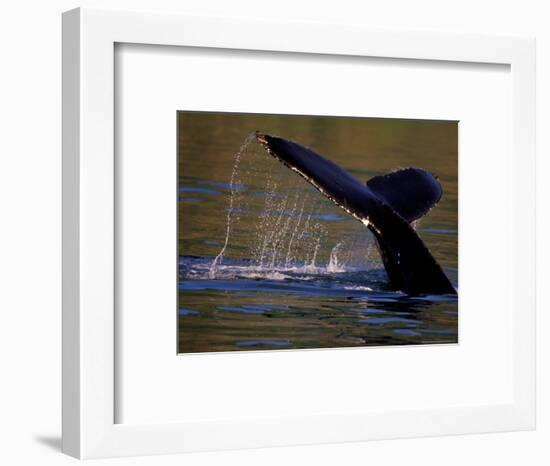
256 132 456 296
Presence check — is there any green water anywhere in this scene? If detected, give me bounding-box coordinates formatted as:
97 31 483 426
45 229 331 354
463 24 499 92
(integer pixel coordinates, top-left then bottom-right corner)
178 111 458 353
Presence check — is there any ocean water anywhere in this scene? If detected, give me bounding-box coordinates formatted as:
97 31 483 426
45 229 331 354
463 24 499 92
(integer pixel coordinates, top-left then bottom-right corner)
178 112 458 353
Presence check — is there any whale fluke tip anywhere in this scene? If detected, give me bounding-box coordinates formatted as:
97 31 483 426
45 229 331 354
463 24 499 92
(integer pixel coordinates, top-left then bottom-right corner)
255 131 268 145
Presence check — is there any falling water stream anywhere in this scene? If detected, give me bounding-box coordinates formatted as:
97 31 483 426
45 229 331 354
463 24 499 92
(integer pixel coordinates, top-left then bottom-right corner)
206 133 377 281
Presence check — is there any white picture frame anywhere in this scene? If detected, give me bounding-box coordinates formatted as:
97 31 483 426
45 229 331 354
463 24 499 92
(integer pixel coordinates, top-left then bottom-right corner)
62 7 535 459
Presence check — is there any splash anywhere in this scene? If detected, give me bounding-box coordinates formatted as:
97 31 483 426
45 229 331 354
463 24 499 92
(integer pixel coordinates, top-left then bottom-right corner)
208 134 378 278
209 133 255 278
327 242 346 273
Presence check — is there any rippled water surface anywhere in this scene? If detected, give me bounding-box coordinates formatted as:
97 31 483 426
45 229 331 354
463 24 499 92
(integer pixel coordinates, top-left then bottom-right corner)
178 112 458 353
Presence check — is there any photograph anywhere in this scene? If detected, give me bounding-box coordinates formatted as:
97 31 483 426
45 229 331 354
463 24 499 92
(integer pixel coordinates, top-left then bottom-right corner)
177 111 458 353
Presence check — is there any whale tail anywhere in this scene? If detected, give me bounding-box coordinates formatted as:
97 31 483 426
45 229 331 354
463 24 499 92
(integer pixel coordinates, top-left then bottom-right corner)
366 168 442 223
255 132 456 296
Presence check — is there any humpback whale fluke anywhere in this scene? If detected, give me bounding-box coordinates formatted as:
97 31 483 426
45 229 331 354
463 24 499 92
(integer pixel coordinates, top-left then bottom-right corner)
366 168 442 223
255 131 456 296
